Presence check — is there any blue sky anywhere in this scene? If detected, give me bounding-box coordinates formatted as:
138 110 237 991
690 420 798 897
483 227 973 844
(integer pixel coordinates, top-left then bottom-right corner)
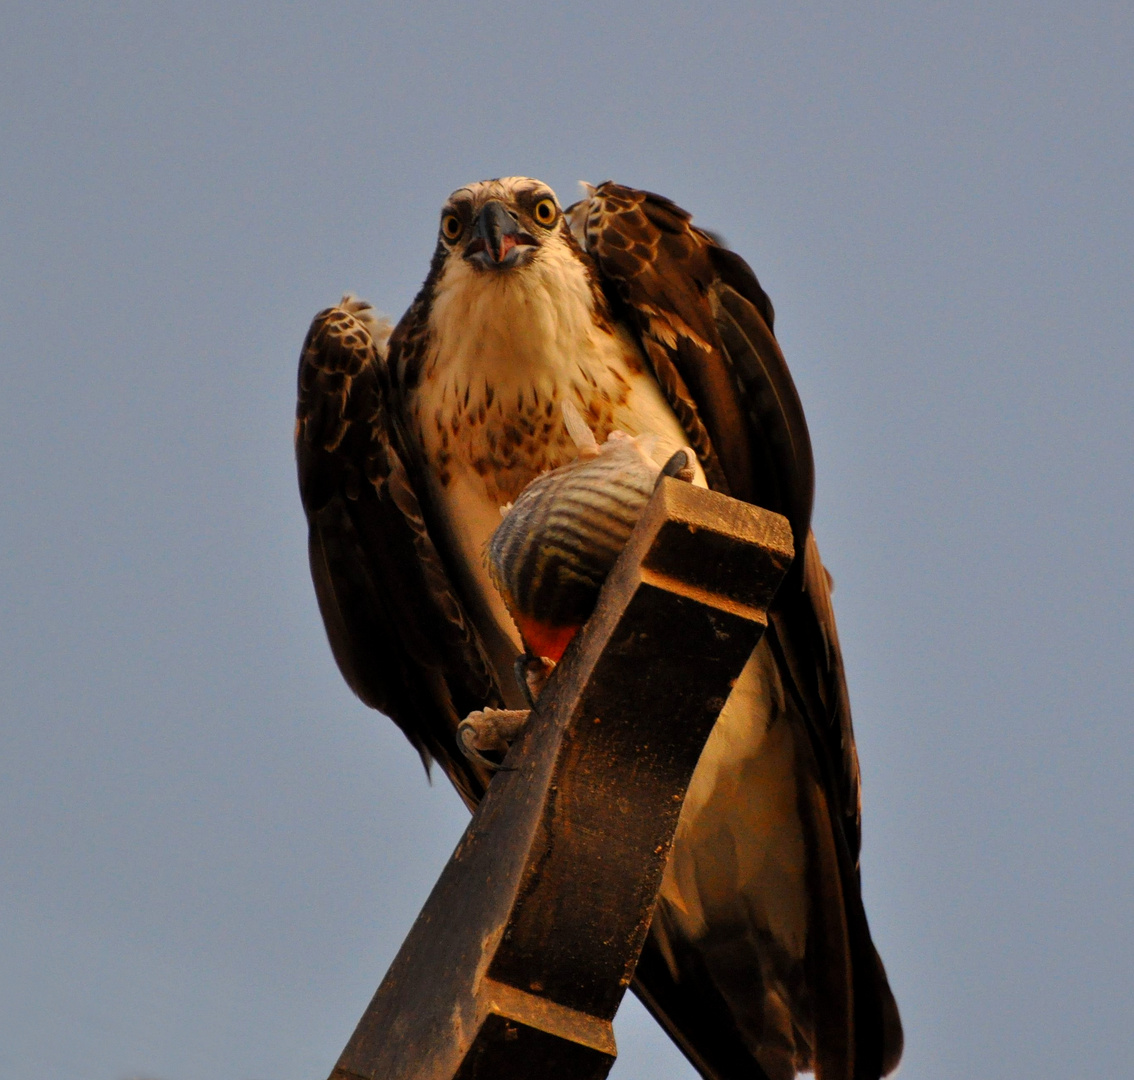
1 3 1131 1077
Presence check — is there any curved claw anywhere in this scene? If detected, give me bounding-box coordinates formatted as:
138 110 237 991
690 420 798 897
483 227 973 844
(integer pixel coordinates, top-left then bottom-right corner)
658 447 697 484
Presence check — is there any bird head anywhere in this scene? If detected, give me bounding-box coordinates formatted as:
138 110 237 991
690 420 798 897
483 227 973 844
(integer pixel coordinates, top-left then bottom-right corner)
436 177 572 272
419 177 611 388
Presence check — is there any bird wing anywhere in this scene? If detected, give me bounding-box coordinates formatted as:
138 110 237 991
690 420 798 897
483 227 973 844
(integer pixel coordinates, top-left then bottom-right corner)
569 182 859 847
569 183 901 1078
295 296 498 807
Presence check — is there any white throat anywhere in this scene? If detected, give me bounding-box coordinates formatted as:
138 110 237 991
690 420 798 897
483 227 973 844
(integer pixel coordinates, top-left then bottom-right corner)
426 241 610 400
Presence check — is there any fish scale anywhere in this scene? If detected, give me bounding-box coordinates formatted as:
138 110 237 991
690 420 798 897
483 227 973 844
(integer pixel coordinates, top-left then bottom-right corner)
488 435 666 656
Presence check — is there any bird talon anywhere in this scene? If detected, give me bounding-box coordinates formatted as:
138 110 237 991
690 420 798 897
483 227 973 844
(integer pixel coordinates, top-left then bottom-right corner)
458 708 532 769
659 447 697 484
514 653 557 706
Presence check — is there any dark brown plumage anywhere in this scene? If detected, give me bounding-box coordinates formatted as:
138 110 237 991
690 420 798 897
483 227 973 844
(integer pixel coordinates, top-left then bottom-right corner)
295 181 902 1080
295 298 497 806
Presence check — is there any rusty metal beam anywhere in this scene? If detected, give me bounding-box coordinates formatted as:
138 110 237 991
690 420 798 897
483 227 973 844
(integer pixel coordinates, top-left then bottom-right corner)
329 479 793 1080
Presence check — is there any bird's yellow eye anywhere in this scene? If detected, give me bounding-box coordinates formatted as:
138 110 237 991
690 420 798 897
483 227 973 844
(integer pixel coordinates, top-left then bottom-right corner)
533 198 557 226
441 213 462 242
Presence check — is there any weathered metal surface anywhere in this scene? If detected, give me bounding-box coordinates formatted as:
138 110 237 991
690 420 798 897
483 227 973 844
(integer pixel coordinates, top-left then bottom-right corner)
328 479 793 1080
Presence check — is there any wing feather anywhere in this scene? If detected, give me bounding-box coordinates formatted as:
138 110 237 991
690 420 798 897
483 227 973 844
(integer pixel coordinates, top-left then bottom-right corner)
296 298 497 806
573 185 851 821
572 183 900 1077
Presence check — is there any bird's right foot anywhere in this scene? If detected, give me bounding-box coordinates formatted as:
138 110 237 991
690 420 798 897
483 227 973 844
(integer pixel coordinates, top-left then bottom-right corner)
458 708 531 769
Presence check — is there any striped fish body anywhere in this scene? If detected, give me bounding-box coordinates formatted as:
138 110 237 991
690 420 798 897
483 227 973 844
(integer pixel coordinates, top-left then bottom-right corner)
487 435 663 661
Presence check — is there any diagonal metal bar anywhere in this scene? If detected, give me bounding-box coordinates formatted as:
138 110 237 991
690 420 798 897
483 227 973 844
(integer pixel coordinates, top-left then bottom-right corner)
329 478 793 1080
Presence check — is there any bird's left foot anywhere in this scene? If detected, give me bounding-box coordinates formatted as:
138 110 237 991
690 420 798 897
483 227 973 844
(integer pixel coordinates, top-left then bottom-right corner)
458 708 531 769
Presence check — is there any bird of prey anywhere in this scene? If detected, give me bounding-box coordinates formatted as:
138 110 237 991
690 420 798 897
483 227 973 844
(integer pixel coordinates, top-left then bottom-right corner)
295 177 902 1080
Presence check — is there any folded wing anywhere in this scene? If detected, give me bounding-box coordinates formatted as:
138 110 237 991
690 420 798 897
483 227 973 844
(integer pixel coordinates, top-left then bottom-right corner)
569 184 902 1079
295 297 499 806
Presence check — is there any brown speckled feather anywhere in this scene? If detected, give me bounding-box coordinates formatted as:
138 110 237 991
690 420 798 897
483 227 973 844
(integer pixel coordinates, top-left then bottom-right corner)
570 183 811 546
295 297 497 807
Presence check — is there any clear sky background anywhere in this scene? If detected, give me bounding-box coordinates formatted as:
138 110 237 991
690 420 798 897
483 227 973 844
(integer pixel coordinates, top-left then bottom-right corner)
1 3 1131 1078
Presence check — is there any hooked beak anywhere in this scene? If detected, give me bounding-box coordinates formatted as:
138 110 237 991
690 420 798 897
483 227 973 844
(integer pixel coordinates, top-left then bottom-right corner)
465 200 537 269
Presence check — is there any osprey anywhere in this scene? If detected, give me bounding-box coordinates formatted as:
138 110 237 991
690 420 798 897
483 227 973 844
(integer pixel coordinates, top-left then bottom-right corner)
295 177 902 1080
